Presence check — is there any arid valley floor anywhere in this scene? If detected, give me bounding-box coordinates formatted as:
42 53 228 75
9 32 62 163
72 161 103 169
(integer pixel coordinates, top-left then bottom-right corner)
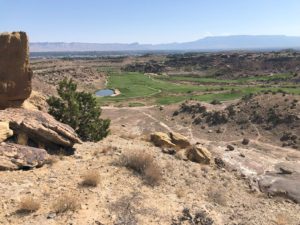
1 51 300 225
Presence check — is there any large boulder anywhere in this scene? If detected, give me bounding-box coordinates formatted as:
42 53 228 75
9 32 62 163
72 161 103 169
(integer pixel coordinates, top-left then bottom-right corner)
169 132 191 148
0 108 81 152
150 132 176 148
0 143 50 170
0 121 13 142
258 162 300 203
150 131 191 149
0 32 32 109
186 145 212 164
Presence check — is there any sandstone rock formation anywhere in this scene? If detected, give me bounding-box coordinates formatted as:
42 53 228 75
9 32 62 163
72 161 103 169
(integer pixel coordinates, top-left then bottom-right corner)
150 132 176 148
0 32 32 109
259 161 300 203
0 143 49 170
0 121 13 142
186 145 211 164
0 108 81 152
150 132 211 164
169 132 191 148
150 131 192 149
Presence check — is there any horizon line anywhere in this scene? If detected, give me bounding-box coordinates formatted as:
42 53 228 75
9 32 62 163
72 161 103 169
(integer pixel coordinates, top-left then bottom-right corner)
28 34 299 45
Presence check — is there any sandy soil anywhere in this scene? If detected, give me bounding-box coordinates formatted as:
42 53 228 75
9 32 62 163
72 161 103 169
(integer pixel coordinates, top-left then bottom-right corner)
1 134 300 225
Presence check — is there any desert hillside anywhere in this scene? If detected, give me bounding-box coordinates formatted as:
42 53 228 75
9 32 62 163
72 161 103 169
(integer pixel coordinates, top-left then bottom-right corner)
1 32 300 225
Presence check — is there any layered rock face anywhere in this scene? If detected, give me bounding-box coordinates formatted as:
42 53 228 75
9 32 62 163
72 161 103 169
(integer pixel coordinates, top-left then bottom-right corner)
0 32 32 109
0 143 50 170
0 108 82 152
0 33 82 170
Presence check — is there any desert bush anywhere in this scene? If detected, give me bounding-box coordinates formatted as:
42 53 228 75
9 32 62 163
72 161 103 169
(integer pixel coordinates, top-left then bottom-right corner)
210 99 221 105
179 103 207 114
44 155 59 166
207 188 227 206
121 151 162 185
274 213 291 225
143 163 162 185
205 111 228 125
47 78 110 142
93 144 115 157
226 104 236 117
172 208 214 225
242 93 254 101
18 197 40 213
52 193 79 213
81 170 101 187
193 116 203 125
175 188 186 198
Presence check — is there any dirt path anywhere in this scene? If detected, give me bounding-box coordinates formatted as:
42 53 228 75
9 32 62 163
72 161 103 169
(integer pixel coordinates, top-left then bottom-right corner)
142 112 173 132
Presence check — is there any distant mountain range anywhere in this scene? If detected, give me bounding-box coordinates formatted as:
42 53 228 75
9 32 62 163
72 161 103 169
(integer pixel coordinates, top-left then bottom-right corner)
30 35 300 52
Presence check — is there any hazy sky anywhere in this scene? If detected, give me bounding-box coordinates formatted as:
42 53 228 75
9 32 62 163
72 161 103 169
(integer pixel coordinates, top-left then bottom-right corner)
1 0 300 43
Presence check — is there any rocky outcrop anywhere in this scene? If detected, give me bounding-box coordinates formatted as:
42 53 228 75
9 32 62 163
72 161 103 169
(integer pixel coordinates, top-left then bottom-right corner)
0 108 81 152
169 132 191 148
0 121 13 142
150 132 191 149
0 143 50 170
150 132 176 148
0 32 32 109
150 132 211 164
186 145 211 164
258 162 300 203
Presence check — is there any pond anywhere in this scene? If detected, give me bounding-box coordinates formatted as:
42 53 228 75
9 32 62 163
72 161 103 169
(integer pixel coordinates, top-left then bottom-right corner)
95 89 114 97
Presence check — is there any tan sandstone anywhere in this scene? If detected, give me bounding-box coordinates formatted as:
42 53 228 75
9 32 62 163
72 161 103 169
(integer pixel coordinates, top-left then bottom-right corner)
0 31 32 109
0 122 13 142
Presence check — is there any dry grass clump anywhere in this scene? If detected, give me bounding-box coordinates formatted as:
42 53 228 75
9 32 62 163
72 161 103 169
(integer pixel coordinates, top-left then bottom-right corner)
207 188 227 206
52 193 80 213
93 144 116 157
45 155 59 166
144 163 162 185
120 133 138 140
274 213 291 225
18 197 40 214
175 188 186 198
121 151 162 185
81 170 101 187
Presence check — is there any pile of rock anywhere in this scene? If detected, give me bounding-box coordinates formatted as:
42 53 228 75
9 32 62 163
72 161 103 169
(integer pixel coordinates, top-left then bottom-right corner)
150 131 211 164
0 32 81 170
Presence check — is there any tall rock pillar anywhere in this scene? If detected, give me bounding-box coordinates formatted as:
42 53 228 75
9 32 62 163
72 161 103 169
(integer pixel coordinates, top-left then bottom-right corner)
0 31 32 109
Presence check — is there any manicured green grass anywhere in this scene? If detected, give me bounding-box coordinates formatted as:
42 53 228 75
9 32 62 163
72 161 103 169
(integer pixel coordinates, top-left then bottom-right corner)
128 102 146 107
97 72 300 106
156 86 300 105
158 73 294 84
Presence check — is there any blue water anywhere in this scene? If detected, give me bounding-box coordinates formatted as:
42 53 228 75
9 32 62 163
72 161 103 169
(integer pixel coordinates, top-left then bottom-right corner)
95 89 114 97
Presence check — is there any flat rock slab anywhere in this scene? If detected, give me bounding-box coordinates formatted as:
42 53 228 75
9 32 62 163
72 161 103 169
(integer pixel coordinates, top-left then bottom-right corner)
0 143 50 170
0 108 81 149
258 161 300 203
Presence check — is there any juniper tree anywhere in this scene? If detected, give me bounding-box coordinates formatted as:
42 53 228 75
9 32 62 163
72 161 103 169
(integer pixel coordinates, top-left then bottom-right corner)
47 78 110 142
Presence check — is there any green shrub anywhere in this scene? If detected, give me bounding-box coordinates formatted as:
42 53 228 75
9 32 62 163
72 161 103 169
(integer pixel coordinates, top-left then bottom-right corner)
47 79 110 142
210 99 221 105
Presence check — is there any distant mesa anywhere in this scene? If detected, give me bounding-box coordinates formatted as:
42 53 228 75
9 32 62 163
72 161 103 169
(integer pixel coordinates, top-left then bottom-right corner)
30 35 300 52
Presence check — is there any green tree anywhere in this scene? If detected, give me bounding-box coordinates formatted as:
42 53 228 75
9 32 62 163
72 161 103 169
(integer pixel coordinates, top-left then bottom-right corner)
47 78 110 142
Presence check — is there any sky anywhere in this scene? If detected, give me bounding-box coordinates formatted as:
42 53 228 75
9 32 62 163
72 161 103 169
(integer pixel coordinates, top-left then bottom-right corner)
1 0 300 44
